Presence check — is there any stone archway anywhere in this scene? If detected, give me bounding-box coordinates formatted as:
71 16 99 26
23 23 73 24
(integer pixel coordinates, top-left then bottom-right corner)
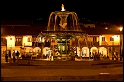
99 47 107 56
91 47 98 57
33 47 41 53
82 47 89 57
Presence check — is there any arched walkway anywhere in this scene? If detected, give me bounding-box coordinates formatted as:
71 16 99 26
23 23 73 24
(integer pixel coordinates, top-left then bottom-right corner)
82 47 89 57
33 47 41 53
99 47 107 56
91 47 98 57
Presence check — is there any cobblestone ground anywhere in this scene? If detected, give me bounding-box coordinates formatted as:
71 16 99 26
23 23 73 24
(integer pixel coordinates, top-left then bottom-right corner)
1 57 123 81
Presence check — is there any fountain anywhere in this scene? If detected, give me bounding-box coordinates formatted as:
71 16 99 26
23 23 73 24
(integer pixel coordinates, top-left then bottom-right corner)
47 4 81 31
36 4 88 61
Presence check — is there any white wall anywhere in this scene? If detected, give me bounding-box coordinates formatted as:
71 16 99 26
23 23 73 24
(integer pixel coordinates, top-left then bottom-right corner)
22 36 32 46
99 35 120 45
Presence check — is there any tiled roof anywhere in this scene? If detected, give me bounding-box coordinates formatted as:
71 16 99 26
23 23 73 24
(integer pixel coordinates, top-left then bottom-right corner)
1 20 122 36
2 26 122 36
81 28 122 35
1 20 33 25
1 26 46 36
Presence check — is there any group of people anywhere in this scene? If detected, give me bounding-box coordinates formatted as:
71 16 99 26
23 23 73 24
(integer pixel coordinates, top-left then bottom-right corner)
92 52 109 61
5 50 20 62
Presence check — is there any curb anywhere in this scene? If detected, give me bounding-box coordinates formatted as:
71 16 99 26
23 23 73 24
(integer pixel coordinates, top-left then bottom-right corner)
1 74 123 81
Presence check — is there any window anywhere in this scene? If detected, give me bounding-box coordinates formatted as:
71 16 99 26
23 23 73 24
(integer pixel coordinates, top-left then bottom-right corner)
1 38 6 42
27 37 32 42
62 45 65 51
93 37 97 42
18 38 22 41
102 37 105 41
88 37 93 42
110 37 114 41
16 38 18 42
1 38 7 45
16 38 22 42
32 37 37 42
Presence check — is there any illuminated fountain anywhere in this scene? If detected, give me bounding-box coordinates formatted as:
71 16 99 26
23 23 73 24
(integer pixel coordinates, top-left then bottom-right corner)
47 4 80 31
37 4 88 61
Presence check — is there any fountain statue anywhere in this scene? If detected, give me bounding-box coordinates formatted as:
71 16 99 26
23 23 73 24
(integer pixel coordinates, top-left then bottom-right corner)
47 4 81 31
36 4 88 61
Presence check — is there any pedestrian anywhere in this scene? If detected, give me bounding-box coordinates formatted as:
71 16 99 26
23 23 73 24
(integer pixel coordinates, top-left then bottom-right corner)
12 50 16 62
115 52 118 61
16 50 20 60
8 50 11 58
97 53 100 60
95 52 98 60
5 51 8 62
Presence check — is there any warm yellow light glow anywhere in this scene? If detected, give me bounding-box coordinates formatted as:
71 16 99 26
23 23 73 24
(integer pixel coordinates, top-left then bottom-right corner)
42 37 45 42
99 35 120 46
6 37 8 40
61 4 65 11
6 36 15 47
112 35 119 40
112 35 120 44
119 27 123 31
23 36 32 46
105 27 108 29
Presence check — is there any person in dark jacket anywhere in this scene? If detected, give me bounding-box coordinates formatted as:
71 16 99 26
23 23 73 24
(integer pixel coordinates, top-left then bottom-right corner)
8 50 11 58
12 50 16 62
5 51 8 62
16 51 20 60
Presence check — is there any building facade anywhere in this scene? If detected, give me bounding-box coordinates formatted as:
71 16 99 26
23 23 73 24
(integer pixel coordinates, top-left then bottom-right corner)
1 20 123 60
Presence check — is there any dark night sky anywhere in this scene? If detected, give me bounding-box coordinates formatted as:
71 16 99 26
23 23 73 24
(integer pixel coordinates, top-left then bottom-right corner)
1 0 123 22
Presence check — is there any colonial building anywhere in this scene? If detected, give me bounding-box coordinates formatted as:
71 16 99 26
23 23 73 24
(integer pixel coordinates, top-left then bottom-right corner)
1 20 123 60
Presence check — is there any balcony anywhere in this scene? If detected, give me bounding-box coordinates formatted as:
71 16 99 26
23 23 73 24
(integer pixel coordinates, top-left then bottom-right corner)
83 41 99 47
92 42 99 46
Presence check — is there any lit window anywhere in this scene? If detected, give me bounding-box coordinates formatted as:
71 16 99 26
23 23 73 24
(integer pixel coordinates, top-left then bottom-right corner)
102 37 105 41
62 45 65 51
16 38 22 42
16 38 18 42
110 37 114 41
58 45 60 51
93 37 97 42
18 38 22 41
33 37 36 42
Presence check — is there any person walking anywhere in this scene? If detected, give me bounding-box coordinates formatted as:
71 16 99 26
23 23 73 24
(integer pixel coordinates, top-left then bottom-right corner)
115 52 118 61
5 51 8 63
8 50 11 58
16 50 20 61
12 50 16 62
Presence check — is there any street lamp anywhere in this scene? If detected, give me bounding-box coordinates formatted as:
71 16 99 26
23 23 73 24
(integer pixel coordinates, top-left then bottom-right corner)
5 37 8 62
112 36 114 60
119 27 123 31
119 27 123 61
6 37 8 53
